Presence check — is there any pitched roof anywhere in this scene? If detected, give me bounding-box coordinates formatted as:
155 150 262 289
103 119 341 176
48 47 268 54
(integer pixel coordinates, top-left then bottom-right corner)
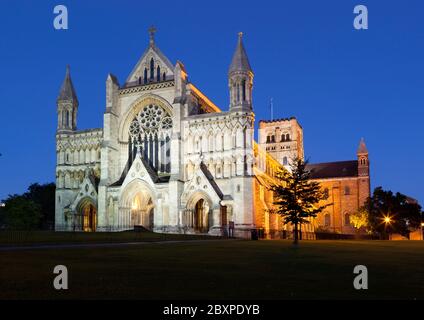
229 32 252 74
58 65 78 103
306 160 358 179
110 156 170 187
200 162 224 199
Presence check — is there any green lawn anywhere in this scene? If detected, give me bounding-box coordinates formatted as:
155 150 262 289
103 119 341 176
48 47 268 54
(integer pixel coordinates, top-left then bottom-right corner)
0 230 217 246
1 239 423 300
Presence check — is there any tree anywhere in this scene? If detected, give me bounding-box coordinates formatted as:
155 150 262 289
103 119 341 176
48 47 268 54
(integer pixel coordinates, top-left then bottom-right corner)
2 195 42 230
25 183 56 229
362 187 423 238
350 207 370 232
269 158 330 245
0 183 56 230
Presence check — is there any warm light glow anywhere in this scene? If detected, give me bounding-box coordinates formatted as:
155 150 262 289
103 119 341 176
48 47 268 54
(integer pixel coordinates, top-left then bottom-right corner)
189 84 221 112
297 199 302 204
421 222 424 227
383 216 392 224
132 198 139 210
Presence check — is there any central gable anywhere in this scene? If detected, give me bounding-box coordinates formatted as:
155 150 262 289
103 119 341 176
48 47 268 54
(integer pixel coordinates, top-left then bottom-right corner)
126 44 175 86
180 162 225 208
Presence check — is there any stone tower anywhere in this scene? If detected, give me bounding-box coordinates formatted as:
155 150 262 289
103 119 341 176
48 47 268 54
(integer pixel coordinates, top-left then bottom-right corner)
225 33 256 237
228 32 253 112
357 138 370 204
258 118 304 170
357 138 369 176
57 65 78 132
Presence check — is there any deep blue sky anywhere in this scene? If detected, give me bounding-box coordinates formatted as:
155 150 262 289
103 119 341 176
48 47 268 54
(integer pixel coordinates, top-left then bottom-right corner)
0 0 423 204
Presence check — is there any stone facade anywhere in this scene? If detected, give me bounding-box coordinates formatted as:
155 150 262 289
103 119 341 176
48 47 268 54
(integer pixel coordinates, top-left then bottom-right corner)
55 30 370 237
55 32 268 238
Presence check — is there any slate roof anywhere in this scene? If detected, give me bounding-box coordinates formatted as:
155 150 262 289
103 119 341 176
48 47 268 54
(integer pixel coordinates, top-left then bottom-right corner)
110 156 170 187
229 33 252 74
200 162 224 199
58 65 78 103
306 160 358 179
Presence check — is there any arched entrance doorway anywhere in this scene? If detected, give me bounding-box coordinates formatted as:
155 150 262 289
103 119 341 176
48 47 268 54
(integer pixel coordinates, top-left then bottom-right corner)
82 204 97 232
131 193 154 230
183 192 212 234
193 199 209 233
119 180 156 231
76 198 97 232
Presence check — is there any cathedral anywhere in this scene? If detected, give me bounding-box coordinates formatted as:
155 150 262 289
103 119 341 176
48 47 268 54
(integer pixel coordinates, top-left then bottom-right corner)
55 29 370 238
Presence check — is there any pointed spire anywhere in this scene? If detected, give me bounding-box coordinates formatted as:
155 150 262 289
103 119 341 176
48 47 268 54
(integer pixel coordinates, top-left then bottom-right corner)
357 138 368 154
58 65 78 104
229 32 253 74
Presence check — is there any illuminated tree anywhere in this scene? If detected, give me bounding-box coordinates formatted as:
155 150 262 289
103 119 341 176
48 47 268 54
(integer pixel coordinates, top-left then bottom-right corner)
350 208 370 232
269 157 330 245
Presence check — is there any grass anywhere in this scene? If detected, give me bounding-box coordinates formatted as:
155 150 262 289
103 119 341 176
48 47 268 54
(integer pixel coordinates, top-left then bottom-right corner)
0 230 218 246
1 239 424 300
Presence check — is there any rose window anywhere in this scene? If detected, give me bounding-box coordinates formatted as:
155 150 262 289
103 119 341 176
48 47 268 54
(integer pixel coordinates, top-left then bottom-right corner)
128 104 172 174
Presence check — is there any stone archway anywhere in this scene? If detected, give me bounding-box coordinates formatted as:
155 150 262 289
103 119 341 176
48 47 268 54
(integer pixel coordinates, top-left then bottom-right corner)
193 199 208 233
130 193 155 230
76 197 97 232
119 179 156 230
183 191 213 234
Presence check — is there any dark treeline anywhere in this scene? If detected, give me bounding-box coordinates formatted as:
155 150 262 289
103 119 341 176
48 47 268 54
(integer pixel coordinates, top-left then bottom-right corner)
0 183 55 230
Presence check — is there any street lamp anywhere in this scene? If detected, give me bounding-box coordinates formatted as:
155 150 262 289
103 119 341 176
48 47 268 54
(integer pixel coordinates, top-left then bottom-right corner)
382 215 393 240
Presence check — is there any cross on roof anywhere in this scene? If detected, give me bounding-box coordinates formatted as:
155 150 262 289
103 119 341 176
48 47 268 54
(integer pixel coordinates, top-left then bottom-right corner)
149 26 157 45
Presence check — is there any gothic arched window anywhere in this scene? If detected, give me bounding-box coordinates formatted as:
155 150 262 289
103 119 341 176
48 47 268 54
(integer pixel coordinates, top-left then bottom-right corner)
144 68 148 84
344 186 351 195
128 104 173 174
208 134 214 151
286 134 290 141
324 213 331 227
242 79 246 101
157 65 161 82
66 111 70 128
162 72 166 81
344 213 351 226
283 157 288 166
150 58 154 81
